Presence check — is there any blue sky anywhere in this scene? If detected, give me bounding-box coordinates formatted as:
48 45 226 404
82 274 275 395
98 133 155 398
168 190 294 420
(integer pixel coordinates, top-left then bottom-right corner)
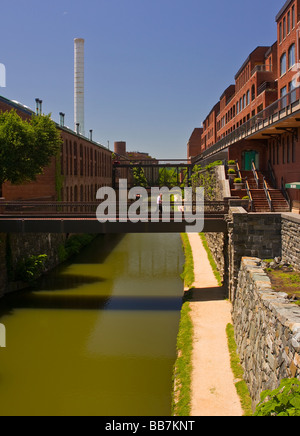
0 0 284 159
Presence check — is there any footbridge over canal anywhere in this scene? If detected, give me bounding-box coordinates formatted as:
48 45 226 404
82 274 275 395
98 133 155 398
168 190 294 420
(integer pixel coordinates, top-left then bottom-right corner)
0 200 229 233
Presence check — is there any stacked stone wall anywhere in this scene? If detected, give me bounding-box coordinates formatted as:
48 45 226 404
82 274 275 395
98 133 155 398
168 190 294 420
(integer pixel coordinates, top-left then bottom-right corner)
0 233 67 297
281 213 300 271
233 257 300 409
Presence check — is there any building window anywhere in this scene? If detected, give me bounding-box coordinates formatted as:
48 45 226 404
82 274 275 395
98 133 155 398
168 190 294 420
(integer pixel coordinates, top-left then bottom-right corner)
246 90 250 106
279 22 282 43
236 101 239 114
251 84 256 101
282 137 285 164
283 16 286 39
292 135 296 163
292 5 295 29
288 44 295 69
288 11 291 34
243 94 246 108
287 135 290 163
280 53 287 76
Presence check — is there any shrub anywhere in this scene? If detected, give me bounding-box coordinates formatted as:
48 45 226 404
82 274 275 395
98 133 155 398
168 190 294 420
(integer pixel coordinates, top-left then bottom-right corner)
254 378 300 416
228 169 236 174
234 178 243 184
242 196 250 200
16 254 48 283
228 160 236 165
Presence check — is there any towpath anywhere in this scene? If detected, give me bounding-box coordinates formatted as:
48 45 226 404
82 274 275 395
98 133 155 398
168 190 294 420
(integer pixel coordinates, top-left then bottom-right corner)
187 233 243 417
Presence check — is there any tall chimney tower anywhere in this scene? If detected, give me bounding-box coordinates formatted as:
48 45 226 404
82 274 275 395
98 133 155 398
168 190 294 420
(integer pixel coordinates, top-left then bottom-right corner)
74 38 85 136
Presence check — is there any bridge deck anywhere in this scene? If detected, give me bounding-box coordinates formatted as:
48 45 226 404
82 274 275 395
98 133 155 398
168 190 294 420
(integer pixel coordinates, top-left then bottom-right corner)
0 201 228 233
0 216 227 233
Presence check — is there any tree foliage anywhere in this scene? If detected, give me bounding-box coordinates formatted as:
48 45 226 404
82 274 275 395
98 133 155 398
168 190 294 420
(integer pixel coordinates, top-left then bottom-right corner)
132 167 148 188
0 110 62 186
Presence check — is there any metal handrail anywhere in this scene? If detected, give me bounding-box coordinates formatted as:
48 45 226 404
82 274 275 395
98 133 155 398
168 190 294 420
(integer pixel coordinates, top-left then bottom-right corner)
236 161 242 179
263 177 273 211
0 200 229 217
281 177 292 211
194 87 300 164
251 161 260 188
245 178 253 211
268 160 277 189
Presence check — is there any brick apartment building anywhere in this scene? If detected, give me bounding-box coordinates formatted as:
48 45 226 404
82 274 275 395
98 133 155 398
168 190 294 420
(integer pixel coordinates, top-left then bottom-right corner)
188 0 300 212
0 95 112 201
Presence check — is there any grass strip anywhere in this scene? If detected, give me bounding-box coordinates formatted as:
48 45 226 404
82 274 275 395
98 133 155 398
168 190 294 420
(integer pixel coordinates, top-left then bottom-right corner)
226 323 252 416
172 293 193 416
172 234 195 416
180 234 195 289
199 233 222 287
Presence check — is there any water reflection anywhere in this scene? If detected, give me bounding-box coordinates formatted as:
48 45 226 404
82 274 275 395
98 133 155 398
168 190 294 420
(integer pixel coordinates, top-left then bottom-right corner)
0 233 184 416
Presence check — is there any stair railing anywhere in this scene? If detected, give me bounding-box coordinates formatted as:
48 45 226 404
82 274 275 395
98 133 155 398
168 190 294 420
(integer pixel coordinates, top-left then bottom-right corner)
263 177 273 212
236 160 242 179
281 177 291 211
245 177 254 211
251 160 260 188
268 160 277 189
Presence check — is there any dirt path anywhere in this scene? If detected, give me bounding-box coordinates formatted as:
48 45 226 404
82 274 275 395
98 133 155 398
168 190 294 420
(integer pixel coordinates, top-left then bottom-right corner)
187 233 243 417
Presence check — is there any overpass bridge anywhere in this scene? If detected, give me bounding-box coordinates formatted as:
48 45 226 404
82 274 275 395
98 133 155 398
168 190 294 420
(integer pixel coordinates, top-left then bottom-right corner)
0 200 228 234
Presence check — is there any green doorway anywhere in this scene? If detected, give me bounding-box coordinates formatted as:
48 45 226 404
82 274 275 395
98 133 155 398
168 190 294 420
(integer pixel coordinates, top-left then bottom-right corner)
243 150 259 171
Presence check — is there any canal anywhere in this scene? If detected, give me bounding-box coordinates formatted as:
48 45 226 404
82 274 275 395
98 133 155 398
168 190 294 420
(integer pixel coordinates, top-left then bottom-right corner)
0 233 184 416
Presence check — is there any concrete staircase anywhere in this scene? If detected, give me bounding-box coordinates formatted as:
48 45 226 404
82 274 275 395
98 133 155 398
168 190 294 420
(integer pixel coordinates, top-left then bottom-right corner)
235 170 290 213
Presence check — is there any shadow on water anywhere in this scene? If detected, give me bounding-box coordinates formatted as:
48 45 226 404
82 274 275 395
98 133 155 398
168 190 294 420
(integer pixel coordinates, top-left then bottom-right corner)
65 233 125 265
0 294 183 312
0 234 125 319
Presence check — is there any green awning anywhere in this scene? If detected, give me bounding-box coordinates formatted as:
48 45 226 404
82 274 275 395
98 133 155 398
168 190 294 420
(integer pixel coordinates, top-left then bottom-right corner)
286 182 300 189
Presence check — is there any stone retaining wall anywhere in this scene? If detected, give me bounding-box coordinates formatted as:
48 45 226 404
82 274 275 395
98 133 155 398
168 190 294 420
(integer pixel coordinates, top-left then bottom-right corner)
232 257 300 409
282 213 300 271
0 233 67 297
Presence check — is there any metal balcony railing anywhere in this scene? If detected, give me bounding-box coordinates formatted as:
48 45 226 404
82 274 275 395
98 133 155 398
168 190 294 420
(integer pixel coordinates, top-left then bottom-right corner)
194 87 300 163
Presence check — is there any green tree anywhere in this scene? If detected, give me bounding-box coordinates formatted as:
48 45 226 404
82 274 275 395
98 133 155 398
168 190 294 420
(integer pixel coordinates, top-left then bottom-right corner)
0 110 62 194
132 167 148 188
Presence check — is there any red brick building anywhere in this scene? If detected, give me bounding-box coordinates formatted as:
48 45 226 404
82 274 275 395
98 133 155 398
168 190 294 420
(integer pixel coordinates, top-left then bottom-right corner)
0 95 112 201
189 0 300 212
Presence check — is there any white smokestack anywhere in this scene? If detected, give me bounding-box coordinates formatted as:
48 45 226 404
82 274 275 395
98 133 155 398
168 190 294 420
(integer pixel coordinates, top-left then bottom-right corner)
74 38 85 136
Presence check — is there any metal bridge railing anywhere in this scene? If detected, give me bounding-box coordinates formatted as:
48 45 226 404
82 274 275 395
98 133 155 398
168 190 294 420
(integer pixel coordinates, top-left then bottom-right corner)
0 200 229 218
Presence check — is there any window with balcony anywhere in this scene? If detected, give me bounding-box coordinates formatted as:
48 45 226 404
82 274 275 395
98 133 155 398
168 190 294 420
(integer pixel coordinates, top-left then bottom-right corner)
288 44 295 69
280 52 287 76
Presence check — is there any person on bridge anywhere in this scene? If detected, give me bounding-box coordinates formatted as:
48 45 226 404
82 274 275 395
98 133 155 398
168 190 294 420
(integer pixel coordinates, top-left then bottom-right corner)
157 194 163 215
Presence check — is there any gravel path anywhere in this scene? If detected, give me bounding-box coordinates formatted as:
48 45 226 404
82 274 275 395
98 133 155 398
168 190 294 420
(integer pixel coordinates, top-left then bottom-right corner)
187 233 243 417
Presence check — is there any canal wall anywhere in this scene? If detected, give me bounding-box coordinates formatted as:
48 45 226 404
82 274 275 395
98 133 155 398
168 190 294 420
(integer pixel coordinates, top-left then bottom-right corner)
232 257 300 410
0 232 67 297
204 207 300 302
0 233 97 297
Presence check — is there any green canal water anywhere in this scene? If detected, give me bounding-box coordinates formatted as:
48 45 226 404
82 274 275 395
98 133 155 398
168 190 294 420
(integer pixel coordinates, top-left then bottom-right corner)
0 233 184 416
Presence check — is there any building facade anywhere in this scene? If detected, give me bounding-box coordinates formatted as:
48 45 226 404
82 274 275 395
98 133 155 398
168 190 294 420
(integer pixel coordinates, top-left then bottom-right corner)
0 95 112 201
188 0 300 211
